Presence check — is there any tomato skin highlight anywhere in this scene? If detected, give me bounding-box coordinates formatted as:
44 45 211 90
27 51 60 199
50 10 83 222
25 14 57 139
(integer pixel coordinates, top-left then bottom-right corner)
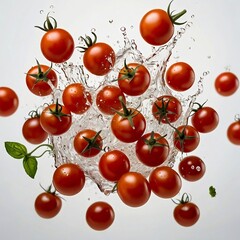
174 125 200 153
62 83 92 114
26 64 58 96
215 72 239 96
173 202 200 227
73 129 103 158
34 192 62 219
0 87 19 117
135 132 169 167
83 42 115 76
22 117 48 144
178 156 206 182
166 62 195 91
40 103 72 135
53 163 85 196
86 201 115 231
99 150 130 182
152 95 182 123
96 85 126 115
111 108 146 143
227 121 240 145
41 28 74 63
117 172 151 207
118 63 151 96
140 9 174 46
191 106 219 133
149 166 182 198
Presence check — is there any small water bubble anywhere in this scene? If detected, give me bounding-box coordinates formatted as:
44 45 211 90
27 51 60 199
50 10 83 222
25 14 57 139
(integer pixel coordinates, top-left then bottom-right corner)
40 10 44 14
50 5 54 9
130 25 134 29
234 114 240 121
191 165 195 170
207 56 211 59
203 71 210 76
191 15 195 18
109 20 113 23
196 166 201 172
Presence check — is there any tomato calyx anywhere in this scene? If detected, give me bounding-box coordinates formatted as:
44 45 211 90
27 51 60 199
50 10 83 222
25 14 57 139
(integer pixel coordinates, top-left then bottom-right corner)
81 130 103 154
144 131 168 153
114 96 139 128
116 59 140 82
35 13 57 31
167 0 187 26
153 97 177 124
76 32 97 53
27 59 53 84
49 99 71 121
209 186 217 197
172 192 192 205
190 100 208 114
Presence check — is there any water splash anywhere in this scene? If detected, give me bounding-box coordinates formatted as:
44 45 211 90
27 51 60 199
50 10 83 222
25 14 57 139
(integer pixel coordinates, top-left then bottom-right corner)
49 21 207 194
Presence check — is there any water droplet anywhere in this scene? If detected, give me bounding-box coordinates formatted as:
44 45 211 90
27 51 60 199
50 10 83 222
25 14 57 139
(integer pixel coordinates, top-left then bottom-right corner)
109 20 113 23
50 5 54 9
191 165 195 170
196 166 201 172
40 10 44 14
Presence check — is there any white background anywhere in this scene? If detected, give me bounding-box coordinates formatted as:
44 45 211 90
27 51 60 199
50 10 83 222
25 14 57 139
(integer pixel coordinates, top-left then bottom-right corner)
0 0 240 239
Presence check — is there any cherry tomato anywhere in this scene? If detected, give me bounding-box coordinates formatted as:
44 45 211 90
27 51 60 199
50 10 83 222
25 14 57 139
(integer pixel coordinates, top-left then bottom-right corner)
215 72 239 96
135 131 169 167
227 120 240 145
0 87 19 117
73 129 103 157
117 62 151 96
86 201 115 231
53 163 85 196
166 62 195 91
99 150 130 182
96 85 126 115
178 156 206 182
173 125 200 153
62 83 92 114
173 194 200 227
191 105 219 133
79 32 115 76
37 15 74 63
26 61 58 96
22 116 48 144
34 191 62 219
117 172 151 207
40 100 72 135
149 166 182 198
152 95 182 123
111 104 146 143
140 1 186 45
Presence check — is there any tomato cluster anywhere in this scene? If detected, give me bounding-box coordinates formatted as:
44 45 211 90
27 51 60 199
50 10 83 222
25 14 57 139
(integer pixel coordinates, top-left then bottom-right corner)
2 0 240 232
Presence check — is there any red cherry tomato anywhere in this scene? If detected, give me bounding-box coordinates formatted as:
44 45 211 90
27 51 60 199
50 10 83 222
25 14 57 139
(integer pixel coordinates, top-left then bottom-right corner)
149 166 182 198
135 131 169 167
173 125 200 153
99 150 130 182
227 120 240 145
22 116 48 144
117 62 151 96
152 95 182 123
173 194 200 227
35 191 62 219
117 172 151 207
140 1 186 46
26 62 58 96
96 85 126 115
0 87 19 117
166 62 195 91
62 83 92 114
215 72 239 96
52 163 85 196
40 101 72 135
73 129 103 157
111 106 146 143
86 201 115 231
178 156 206 182
191 105 219 133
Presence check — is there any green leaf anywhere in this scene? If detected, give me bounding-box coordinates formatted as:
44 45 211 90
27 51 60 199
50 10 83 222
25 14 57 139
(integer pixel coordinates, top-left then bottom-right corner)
4 142 27 159
23 156 38 179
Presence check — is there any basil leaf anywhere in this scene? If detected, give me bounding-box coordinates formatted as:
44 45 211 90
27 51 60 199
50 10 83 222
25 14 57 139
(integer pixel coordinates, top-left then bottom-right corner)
23 156 38 179
4 142 27 159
